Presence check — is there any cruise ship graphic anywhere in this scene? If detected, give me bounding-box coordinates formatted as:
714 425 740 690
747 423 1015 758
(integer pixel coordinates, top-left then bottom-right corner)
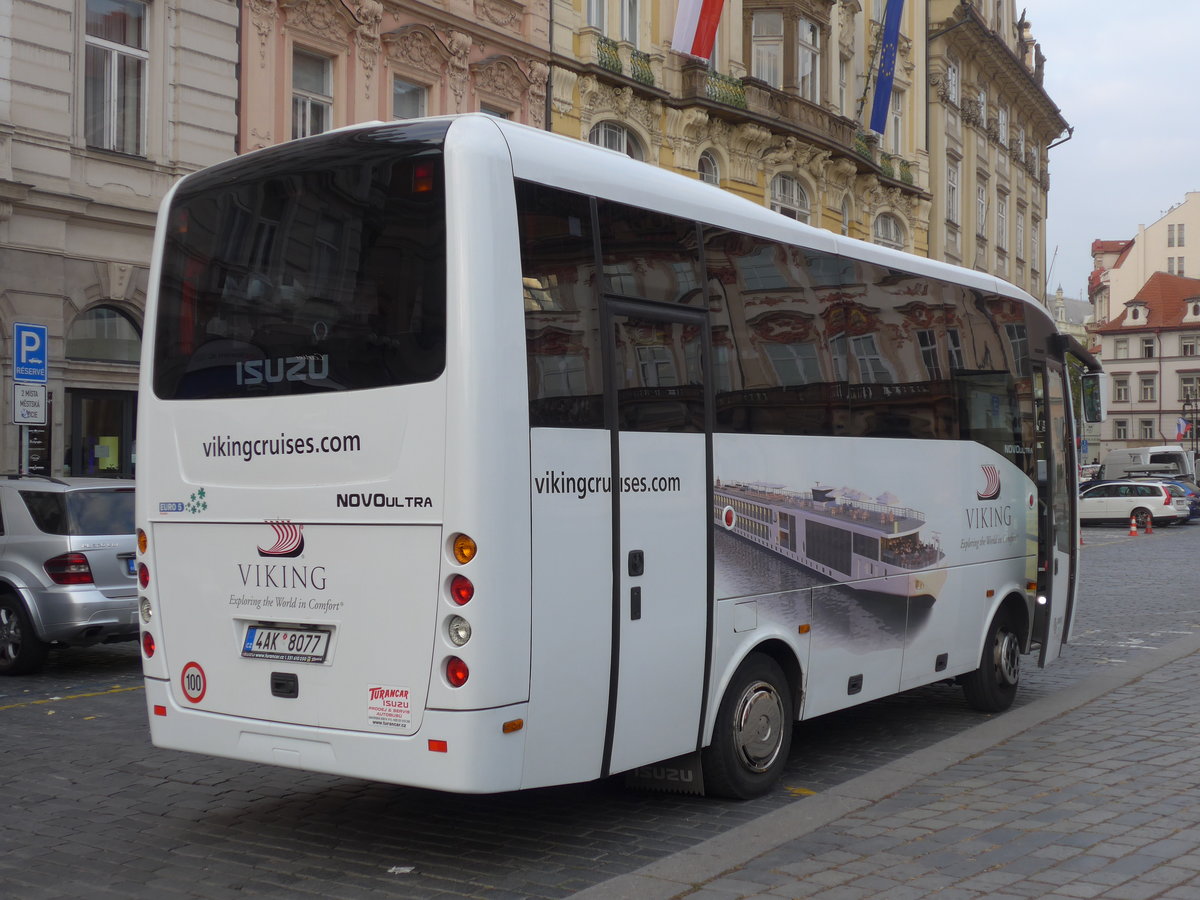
714 480 947 599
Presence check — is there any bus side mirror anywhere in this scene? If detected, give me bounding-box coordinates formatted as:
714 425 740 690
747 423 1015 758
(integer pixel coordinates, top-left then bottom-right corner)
1081 372 1107 424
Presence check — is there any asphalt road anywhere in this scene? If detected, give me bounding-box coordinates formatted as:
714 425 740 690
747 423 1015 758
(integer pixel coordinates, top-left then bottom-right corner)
2 522 1194 899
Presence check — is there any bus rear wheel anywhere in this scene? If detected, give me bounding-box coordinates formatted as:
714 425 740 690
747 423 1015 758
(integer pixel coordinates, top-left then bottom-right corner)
961 605 1020 713
702 653 792 799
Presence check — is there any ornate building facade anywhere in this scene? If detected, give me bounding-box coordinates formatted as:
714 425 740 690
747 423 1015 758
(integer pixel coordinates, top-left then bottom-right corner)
548 0 932 254
926 1 1067 298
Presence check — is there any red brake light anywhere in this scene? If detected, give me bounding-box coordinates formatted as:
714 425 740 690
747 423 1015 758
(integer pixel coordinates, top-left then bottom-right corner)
45 552 93 585
1165 489 1173 506
142 631 156 658
138 563 150 588
446 656 469 687
450 575 474 606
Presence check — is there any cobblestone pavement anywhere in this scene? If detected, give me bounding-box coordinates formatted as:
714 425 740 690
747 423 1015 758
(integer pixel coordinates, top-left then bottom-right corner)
1 523 1195 898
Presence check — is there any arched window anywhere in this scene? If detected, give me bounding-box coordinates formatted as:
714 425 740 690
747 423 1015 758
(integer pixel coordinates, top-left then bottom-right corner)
840 196 852 236
770 174 810 223
588 121 644 161
698 150 720 185
66 306 141 363
873 213 905 250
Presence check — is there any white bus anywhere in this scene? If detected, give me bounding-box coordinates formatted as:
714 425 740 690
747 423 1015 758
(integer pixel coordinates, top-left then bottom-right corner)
136 115 1103 799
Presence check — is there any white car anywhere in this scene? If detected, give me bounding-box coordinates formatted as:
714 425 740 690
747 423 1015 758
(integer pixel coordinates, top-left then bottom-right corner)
1077 480 1189 528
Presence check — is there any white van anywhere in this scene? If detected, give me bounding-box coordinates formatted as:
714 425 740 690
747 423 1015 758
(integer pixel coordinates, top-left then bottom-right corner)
1098 445 1196 481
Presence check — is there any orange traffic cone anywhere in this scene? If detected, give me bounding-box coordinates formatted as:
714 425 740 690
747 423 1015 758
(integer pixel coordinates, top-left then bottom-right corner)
1129 516 1139 536
1144 516 1154 535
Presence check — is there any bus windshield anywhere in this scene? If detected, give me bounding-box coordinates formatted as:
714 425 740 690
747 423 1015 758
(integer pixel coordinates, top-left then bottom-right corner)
152 121 449 400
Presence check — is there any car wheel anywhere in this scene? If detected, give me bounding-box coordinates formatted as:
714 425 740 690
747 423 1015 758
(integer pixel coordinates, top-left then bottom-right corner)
1131 507 1152 529
961 604 1020 713
0 593 50 676
702 653 793 799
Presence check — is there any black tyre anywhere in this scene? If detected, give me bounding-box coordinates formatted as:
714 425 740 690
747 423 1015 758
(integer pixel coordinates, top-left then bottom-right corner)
702 653 793 799
1132 507 1152 529
961 605 1020 712
0 594 50 676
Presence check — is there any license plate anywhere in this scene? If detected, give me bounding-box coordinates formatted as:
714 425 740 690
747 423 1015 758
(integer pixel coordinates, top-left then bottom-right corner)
242 625 331 663
126 558 136 576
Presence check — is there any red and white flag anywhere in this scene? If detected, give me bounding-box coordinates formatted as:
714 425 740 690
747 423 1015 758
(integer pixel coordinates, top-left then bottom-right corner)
672 0 725 60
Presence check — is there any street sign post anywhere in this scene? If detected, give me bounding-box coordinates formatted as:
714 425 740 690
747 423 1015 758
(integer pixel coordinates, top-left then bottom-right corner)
13 323 48 384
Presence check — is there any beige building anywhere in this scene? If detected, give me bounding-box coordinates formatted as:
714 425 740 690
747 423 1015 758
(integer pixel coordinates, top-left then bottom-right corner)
1 0 237 476
1089 192 1200 324
926 1 1067 299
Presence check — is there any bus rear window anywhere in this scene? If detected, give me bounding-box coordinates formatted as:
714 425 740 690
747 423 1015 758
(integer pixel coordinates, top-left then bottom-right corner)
153 123 449 399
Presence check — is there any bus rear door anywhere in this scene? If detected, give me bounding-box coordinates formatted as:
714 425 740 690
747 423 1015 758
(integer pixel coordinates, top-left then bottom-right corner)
604 301 711 775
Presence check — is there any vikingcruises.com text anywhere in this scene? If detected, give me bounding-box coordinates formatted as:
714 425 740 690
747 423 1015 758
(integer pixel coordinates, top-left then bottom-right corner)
534 470 682 501
202 432 361 463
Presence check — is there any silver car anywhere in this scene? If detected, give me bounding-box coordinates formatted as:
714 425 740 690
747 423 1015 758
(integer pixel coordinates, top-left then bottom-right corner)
0 476 137 675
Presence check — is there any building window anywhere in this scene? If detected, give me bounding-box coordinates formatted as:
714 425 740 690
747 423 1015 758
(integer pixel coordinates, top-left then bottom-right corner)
1113 419 1128 440
1181 225 1187 247
1140 375 1157 402
1170 258 1177 275
589 121 644 160
85 0 148 155
839 56 849 115
1183 335 1200 357
1181 374 1200 400
1016 210 1025 260
698 150 720 185
945 61 959 105
1140 419 1156 440
997 105 1008 146
976 184 987 237
1142 337 1155 358
1169 224 1176 248
587 0 605 29
480 105 511 118
1031 220 1040 269
1180 257 1186 277
752 11 784 88
996 195 1008 250
66 306 141 363
621 0 638 43
764 343 821 385
393 78 426 119
873 213 903 250
947 162 960 225
292 49 332 139
946 329 965 369
1114 338 1129 359
770 174 810 223
889 90 903 155
840 196 851 236
797 17 821 103
1113 376 1129 402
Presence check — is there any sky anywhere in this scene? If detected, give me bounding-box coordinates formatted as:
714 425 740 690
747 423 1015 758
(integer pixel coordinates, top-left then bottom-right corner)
1030 4 1200 300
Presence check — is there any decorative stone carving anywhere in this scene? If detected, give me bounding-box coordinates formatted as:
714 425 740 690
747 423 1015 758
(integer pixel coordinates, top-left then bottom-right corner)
526 60 549 128
279 0 352 44
249 0 277 68
446 30 473 112
382 25 451 79
473 56 525 103
474 0 524 31
550 67 577 116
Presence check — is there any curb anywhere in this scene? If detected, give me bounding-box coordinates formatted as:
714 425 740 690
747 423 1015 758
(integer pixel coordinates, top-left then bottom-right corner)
570 630 1200 899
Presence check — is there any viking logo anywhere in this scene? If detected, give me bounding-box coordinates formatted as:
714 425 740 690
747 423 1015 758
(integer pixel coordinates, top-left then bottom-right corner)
976 465 1001 501
258 520 304 558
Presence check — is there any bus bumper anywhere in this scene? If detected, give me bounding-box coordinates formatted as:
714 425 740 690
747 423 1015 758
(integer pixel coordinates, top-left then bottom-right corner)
144 677 530 794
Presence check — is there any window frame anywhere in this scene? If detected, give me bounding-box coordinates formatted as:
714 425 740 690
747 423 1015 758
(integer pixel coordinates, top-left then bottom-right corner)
292 47 334 140
84 0 149 156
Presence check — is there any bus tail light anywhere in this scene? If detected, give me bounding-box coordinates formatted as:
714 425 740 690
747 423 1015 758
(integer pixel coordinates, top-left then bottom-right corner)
449 575 474 605
138 563 150 589
446 656 469 687
452 533 477 564
142 631 156 658
45 553 93 585
447 615 471 646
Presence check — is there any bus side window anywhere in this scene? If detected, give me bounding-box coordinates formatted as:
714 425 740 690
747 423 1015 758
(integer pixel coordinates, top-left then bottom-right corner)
517 181 604 428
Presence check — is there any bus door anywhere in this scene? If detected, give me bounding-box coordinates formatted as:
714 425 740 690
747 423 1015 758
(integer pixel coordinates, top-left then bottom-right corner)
1034 361 1078 666
603 300 712 775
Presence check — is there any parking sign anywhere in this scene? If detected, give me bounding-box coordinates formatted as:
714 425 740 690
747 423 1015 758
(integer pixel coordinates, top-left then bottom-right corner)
13 323 48 384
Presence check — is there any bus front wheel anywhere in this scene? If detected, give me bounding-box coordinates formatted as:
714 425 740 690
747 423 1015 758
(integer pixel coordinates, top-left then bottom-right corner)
702 653 793 799
961 605 1020 713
